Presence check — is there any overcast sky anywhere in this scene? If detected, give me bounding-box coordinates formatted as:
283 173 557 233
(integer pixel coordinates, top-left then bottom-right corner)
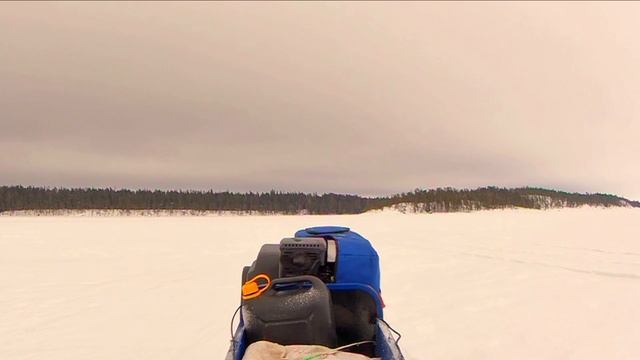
1 2 639 199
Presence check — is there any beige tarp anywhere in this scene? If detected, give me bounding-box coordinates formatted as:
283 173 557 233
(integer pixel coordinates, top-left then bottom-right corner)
242 341 376 360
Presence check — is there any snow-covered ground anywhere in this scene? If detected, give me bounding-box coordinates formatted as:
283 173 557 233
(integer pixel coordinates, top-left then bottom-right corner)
1 207 639 360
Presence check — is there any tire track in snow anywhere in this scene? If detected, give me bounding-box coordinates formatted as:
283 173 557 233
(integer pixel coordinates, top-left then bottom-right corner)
456 252 640 280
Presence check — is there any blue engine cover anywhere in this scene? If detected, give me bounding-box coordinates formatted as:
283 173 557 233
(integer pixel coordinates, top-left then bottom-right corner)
294 226 381 293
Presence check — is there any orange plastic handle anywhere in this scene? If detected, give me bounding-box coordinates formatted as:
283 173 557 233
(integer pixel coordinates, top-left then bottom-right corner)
242 274 271 300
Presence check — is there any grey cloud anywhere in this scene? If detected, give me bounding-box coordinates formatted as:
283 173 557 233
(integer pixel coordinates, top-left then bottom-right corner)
1 2 639 199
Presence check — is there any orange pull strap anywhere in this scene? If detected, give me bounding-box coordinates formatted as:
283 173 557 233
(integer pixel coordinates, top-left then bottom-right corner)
242 274 271 300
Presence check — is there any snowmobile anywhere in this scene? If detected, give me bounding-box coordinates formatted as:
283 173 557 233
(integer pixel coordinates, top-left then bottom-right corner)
226 226 404 360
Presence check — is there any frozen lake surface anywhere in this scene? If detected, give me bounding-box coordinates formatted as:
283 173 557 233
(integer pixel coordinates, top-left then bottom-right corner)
1 207 639 360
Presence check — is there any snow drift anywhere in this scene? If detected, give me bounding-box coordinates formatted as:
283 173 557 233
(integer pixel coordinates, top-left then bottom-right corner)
1 207 639 360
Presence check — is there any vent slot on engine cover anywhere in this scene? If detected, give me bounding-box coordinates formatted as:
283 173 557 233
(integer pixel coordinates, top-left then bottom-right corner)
279 237 335 282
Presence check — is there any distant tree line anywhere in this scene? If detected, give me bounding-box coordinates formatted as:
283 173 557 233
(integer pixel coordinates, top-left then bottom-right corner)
0 186 374 214
382 187 637 212
0 185 636 214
